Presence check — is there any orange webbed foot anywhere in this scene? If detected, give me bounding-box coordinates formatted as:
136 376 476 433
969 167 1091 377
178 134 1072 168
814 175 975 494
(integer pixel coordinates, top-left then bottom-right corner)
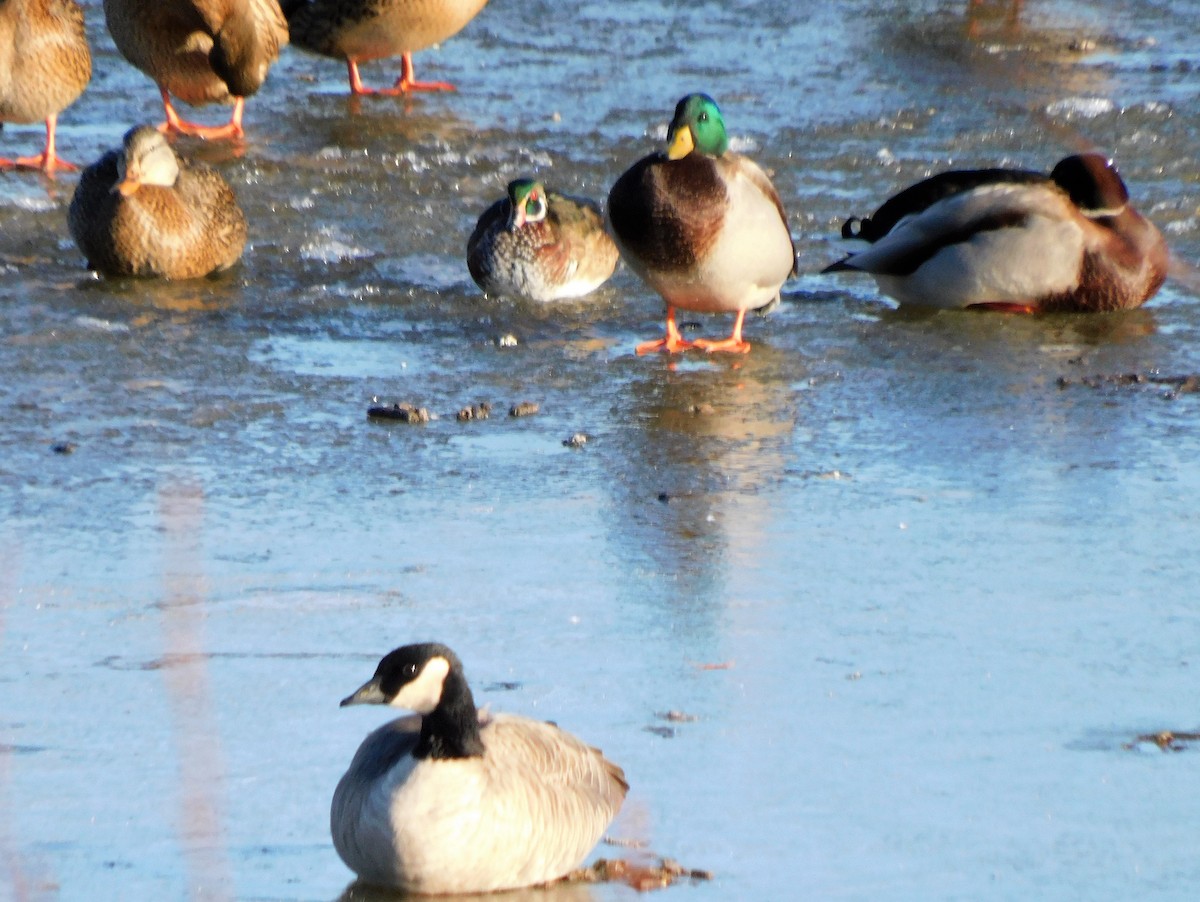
159 91 244 141
692 336 752 354
391 52 456 93
636 335 695 355
637 307 697 354
1 115 78 174
348 55 457 95
968 302 1038 314
159 120 245 140
1 153 78 175
359 81 456 96
690 309 752 353
390 77 456 93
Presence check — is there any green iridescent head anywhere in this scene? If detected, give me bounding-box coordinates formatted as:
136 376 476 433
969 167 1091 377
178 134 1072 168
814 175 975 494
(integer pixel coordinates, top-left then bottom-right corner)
506 179 548 229
666 93 729 160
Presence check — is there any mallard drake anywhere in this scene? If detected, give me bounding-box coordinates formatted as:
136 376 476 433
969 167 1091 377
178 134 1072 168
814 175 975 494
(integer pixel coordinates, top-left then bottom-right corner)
68 125 248 279
466 179 619 303
102 0 288 140
0 0 91 174
607 93 796 354
331 642 628 894
283 0 490 95
823 153 1168 313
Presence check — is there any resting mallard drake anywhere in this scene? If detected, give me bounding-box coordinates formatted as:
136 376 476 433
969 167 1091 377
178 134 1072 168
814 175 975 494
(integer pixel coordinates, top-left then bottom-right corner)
0 0 91 174
822 153 1168 313
284 0 490 95
102 0 288 140
607 93 796 354
466 179 618 303
331 642 628 894
68 125 248 279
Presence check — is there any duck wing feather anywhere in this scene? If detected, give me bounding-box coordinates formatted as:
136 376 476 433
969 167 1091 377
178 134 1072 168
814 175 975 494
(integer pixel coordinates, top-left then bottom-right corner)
823 181 1067 277
841 166 1048 242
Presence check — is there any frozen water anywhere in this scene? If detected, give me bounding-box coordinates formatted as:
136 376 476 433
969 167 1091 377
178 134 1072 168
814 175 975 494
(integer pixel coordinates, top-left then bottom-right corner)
3 1 1200 899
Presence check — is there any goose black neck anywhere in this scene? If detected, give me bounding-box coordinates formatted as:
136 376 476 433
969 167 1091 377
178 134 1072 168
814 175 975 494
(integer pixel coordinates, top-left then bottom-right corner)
415 668 484 760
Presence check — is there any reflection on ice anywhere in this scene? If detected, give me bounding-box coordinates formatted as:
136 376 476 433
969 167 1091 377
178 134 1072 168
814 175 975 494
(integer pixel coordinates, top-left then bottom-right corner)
2 0 1200 899
601 348 798 608
336 877 599 902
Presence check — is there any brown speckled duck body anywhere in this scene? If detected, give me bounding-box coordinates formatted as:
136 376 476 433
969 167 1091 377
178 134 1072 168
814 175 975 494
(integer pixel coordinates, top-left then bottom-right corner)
68 126 248 280
608 94 796 354
103 0 288 139
0 0 91 173
823 153 1168 313
467 179 618 303
284 0 490 94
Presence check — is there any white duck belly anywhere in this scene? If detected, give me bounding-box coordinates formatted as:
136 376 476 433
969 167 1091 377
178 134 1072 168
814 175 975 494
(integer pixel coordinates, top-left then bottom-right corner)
876 212 1085 308
847 183 1086 308
652 161 793 314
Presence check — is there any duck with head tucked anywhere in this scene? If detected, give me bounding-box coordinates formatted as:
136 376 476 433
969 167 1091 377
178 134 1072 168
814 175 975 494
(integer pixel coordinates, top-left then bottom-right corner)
283 0 490 95
467 179 619 303
823 153 1168 313
103 0 289 140
68 125 248 279
0 0 91 174
331 642 628 894
607 93 797 354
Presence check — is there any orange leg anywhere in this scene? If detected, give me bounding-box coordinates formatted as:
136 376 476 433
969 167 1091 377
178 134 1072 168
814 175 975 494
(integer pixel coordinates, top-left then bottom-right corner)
1 114 78 175
158 88 245 140
968 302 1037 314
693 309 752 354
347 59 374 95
348 54 456 95
393 52 456 93
637 307 696 355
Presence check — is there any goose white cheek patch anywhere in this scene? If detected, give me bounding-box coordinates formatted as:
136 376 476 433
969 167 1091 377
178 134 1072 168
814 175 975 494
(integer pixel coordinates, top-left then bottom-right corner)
391 656 451 714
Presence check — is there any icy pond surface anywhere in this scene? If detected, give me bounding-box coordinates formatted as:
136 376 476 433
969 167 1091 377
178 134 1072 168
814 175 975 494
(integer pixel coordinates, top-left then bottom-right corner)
4 0 1200 899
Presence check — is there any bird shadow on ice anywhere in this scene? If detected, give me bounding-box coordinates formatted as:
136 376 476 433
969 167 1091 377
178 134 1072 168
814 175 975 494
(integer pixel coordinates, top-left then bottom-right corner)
334 879 600 902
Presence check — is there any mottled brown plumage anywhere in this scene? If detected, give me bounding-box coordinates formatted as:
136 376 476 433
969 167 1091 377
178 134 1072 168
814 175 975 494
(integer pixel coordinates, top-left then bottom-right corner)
0 0 91 174
103 0 288 138
284 0 490 94
68 126 248 279
467 180 618 303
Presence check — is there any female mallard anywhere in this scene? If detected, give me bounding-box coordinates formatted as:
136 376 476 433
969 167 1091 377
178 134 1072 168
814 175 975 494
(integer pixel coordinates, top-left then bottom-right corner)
331 642 628 894
607 93 796 354
283 0 490 95
0 0 91 174
68 125 248 279
103 0 289 140
466 179 619 303
823 154 1168 313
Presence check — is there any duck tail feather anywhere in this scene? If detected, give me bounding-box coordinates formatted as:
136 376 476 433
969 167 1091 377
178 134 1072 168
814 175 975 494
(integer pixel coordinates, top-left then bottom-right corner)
822 257 857 274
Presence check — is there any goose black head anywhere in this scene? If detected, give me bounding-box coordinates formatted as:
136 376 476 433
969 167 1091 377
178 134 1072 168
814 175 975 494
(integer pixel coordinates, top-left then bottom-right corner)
341 642 462 715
